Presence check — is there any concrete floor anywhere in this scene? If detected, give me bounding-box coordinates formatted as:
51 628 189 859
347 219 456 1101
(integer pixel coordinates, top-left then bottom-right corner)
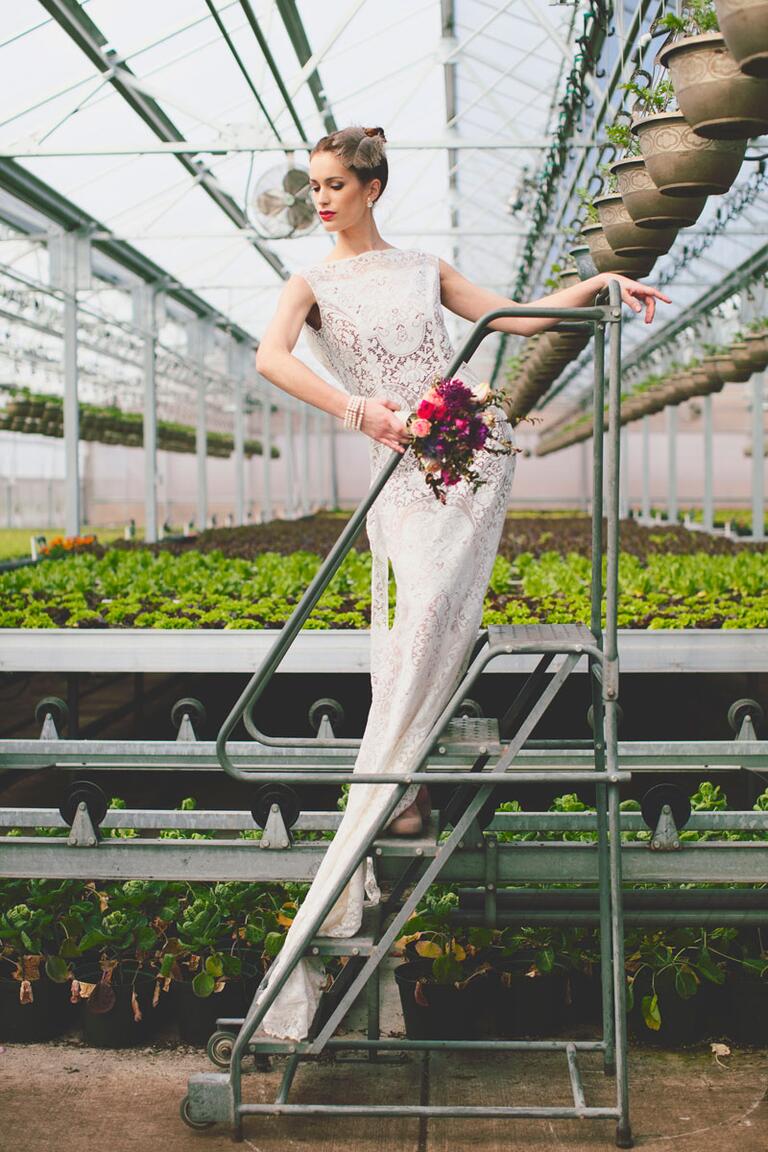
1 1037 766 1152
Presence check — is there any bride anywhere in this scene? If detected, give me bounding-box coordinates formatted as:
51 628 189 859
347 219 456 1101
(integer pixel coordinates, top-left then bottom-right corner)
253 125 669 1041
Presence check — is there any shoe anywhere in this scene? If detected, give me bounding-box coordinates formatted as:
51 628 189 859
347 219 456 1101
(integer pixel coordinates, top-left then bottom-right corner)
415 784 431 823
386 798 423 836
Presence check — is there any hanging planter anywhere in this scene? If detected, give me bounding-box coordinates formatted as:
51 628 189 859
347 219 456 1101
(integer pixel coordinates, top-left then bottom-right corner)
660 32 768 138
594 193 679 256
716 0 768 77
743 330 768 370
580 222 657 276
711 350 752 381
632 111 746 195
568 244 598 280
610 157 707 227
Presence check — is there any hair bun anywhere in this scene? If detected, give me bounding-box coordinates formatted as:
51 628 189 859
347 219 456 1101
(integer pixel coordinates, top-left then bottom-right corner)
363 126 387 142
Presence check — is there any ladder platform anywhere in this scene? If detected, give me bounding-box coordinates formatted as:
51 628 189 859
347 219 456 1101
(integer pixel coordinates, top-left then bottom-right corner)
372 814 441 857
487 623 597 650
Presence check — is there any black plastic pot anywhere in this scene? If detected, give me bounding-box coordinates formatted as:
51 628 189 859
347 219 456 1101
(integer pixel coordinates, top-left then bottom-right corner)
566 969 605 1029
0 975 75 1042
394 960 485 1040
628 969 729 1046
170 978 246 1047
78 964 158 1049
480 957 568 1038
725 976 768 1044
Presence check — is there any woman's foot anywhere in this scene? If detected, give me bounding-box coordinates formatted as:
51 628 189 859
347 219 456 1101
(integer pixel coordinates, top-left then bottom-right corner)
386 786 430 836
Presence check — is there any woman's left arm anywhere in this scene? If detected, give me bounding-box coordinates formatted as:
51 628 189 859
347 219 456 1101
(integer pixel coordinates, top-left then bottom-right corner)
438 259 672 337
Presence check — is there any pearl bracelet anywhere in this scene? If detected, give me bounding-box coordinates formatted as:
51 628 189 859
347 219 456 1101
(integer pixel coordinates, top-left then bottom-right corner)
343 395 366 431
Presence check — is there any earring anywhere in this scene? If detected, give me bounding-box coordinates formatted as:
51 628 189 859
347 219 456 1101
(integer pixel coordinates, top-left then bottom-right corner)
367 199 374 208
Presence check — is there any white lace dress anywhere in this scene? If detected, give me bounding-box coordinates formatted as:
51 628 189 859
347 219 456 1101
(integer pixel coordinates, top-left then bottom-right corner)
258 248 517 1040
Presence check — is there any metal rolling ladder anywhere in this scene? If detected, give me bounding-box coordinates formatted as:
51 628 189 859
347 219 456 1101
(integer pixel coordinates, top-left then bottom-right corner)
183 282 633 1147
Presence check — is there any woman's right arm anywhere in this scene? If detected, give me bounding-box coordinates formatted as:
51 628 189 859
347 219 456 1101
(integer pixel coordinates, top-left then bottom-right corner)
255 275 410 454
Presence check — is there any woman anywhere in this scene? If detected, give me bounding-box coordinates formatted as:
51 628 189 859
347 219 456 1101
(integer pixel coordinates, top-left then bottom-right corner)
253 126 670 1040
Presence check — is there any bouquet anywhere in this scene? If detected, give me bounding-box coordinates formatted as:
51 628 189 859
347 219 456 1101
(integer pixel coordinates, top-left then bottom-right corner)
405 376 518 503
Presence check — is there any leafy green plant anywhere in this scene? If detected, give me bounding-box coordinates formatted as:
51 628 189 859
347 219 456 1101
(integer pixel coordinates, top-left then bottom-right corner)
658 1 719 36
621 77 676 116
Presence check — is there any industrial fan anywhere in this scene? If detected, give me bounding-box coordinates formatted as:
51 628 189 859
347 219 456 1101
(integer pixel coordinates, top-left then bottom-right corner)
250 160 318 239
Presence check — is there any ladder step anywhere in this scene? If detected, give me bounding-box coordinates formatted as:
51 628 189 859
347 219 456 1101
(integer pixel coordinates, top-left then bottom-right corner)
439 716 501 753
488 623 596 648
306 905 380 956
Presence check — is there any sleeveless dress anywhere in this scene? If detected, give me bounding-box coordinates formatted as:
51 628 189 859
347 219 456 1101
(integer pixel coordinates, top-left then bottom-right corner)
258 248 517 1040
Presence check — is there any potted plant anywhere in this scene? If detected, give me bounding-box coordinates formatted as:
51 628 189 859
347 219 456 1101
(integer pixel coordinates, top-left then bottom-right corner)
628 75 747 196
594 190 679 256
71 881 167 1048
394 890 489 1040
607 120 708 227
625 925 729 1044
157 884 248 1046
743 317 768 370
470 924 570 1038
658 3 768 139
716 0 768 76
0 880 79 1042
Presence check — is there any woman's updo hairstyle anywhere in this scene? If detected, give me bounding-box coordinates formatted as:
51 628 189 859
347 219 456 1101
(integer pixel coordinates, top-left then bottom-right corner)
311 125 388 203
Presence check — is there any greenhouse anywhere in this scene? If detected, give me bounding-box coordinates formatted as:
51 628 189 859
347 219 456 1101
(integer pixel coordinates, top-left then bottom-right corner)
0 2 767 1149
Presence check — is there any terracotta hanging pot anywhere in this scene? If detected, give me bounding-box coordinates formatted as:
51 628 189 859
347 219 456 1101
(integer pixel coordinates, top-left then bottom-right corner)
743 331 768 370
712 351 751 382
715 1 768 77
632 111 747 196
558 266 582 289
730 340 757 375
581 223 657 276
698 354 729 387
610 157 707 228
594 193 679 256
659 33 768 139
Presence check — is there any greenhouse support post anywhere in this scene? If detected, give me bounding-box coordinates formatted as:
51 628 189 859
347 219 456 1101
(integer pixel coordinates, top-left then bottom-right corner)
52 231 88 537
752 369 765 541
667 406 678 523
133 284 158 544
190 319 211 531
703 394 714 532
285 406 295 518
641 415 650 520
328 410 339 509
260 375 273 523
300 405 310 516
229 337 246 528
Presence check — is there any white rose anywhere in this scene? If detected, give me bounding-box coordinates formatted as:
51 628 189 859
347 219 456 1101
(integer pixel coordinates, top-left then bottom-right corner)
472 381 491 404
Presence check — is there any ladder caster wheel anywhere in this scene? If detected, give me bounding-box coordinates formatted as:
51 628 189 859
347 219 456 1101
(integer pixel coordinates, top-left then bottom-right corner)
171 697 206 732
179 1095 215 1131
59 780 108 829
586 702 623 732
640 783 690 832
252 784 300 830
309 697 345 733
35 695 68 731
457 698 483 718
207 1030 234 1068
727 697 763 734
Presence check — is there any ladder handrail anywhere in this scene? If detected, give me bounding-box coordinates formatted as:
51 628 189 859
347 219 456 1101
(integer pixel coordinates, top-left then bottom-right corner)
216 299 612 782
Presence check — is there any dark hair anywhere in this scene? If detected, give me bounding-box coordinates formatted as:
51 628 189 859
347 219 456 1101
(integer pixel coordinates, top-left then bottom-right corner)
310 125 388 202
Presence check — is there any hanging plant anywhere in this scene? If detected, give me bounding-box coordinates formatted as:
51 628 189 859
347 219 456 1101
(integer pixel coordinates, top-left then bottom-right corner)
715 0 768 77
658 4 768 140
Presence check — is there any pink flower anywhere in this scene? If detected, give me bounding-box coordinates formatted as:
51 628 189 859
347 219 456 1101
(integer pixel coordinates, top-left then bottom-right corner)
410 417 432 437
